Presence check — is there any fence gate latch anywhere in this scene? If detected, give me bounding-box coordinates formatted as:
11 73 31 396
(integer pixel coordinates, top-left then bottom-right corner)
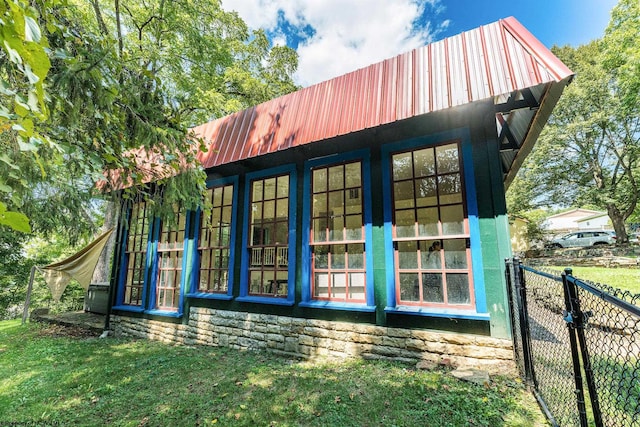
562 310 574 324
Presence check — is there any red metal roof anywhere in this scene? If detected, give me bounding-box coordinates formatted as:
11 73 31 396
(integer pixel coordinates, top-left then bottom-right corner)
193 16 572 171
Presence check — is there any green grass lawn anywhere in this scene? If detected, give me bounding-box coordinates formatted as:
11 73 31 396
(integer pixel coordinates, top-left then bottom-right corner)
0 320 547 427
548 266 640 294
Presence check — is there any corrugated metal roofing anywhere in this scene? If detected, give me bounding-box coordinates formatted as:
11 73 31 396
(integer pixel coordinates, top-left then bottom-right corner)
193 16 572 173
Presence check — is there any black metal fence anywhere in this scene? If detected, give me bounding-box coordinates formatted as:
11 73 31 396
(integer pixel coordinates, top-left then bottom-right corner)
505 258 640 427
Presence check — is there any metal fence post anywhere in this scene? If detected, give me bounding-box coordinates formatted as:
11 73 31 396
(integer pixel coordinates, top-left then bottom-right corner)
562 268 589 427
515 258 537 386
564 271 604 427
505 257 536 386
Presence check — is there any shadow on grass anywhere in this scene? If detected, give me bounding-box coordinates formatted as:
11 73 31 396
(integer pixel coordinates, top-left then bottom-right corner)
0 320 546 426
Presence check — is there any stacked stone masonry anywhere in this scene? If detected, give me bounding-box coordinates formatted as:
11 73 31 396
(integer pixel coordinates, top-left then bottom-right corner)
110 307 516 375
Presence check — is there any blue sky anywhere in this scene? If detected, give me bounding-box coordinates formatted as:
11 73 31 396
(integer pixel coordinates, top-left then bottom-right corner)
221 0 618 87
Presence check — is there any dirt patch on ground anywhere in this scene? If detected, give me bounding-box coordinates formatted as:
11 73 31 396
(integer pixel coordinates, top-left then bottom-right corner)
35 323 100 339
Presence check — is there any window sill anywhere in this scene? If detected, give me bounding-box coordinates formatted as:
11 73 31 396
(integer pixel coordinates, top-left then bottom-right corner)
384 306 489 321
299 301 376 313
236 296 295 306
112 305 145 314
144 309 183 318
186 292 234 301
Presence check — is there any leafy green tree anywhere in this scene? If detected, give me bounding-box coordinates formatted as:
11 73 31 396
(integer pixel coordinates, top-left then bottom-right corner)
1 0 299 311
602 0 640 116
0 0 59 233
2 0 298 230
507 18 640 243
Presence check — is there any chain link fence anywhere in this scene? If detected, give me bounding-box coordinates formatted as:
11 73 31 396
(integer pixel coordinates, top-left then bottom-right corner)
506 258 640 427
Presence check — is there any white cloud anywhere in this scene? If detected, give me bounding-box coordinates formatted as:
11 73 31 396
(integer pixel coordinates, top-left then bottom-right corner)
221 0 448 87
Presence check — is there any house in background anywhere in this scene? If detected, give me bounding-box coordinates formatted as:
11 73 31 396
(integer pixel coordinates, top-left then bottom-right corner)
543 208 609 234
576 212 611 231
107 17 573 372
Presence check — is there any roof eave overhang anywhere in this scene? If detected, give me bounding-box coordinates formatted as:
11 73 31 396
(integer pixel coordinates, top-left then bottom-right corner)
502 75 573 190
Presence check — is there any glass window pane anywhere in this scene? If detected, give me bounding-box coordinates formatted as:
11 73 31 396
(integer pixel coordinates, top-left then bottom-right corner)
264 177 276 200
444 239 467 269
345 189 361 213
313 218 328 242
313 194 327 217
417 207 439 236
415 177 437 207
328 165 344 191
438 174 462 204
277 175 289 198
252 202 262 221
349 273 366 299
328 190 344 213
394 181 415 209
347 244 364 269
314 245 329 269
252 180 263 202
274 221 288 244
436 144 459 173
211 205 222 224
313 168 327 193
414 148 435 177
421 240 442 269
399 273 419 301
423 273 444 302
213 186 223 206
331 245 346 268
441 205 464 235
314 273 329 297
275 271 288 296
392 152 413 181
345 215 362 240
395 210 415 238
345 162 361 188
221 205 232 224
263 200 275 220
220 225 231 246
398 241 418 269
264 224 275 245
329 216 344 241
223 184 233 205
250 271 261 294
276 198 288 219
446 273 470 304
331 273 346 298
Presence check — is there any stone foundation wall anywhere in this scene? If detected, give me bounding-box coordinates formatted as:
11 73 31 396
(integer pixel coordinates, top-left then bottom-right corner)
110 307 516 375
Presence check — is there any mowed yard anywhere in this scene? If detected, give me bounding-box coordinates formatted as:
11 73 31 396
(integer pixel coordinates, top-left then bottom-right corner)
0 320 547 427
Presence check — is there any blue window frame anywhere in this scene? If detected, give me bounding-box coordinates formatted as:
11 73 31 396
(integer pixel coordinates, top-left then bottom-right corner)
300 150 375 312
187 176 238 300
114 200 151 313
114 201 191 318
145 209 191 317
237 165 296 306
381 129 488 320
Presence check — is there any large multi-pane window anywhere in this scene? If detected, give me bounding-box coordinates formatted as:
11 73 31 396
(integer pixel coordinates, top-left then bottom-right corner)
310 161 366 302
154 211 186 311
198 184 234 293
248 174 290 297
122 202 149 306
391 142 473 307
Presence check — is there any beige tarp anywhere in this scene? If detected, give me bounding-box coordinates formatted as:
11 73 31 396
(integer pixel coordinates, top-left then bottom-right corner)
41 228 114 301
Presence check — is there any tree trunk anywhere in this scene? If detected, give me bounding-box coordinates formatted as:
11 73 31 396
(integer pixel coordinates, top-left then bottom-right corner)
91 201 118 284
607 205 628 244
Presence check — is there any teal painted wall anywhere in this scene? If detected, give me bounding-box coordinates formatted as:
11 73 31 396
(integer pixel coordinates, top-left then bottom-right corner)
467 104 513 339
